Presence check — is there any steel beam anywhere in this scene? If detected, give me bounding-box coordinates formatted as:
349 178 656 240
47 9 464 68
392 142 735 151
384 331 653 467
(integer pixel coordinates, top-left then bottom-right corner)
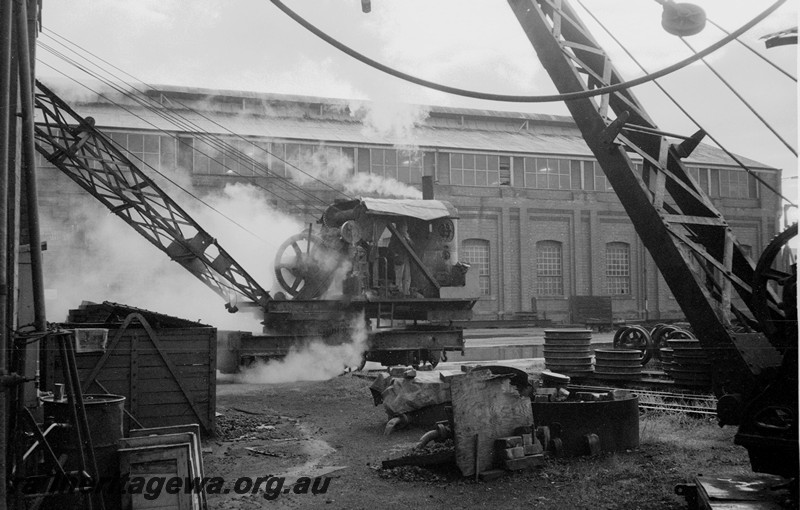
507 0 780 394
32 82 271 310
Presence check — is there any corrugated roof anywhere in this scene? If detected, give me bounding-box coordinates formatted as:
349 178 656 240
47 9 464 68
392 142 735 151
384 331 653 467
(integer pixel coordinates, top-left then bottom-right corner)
70 102 775 171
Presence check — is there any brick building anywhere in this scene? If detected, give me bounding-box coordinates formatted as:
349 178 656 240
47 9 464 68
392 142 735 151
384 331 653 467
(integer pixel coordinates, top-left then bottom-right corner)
36 85 782 322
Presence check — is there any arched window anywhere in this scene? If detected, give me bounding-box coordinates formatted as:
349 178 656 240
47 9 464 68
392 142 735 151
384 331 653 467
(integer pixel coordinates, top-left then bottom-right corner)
536 241 563 296
606 242 631 295
461 239 491 296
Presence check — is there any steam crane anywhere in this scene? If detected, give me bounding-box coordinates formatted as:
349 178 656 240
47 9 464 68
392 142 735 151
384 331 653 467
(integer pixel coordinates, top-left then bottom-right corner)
33 80 476 372
506 0 796 486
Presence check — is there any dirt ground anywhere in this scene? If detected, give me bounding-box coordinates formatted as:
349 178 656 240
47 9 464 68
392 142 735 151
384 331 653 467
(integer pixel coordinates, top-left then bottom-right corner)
203 373 757 510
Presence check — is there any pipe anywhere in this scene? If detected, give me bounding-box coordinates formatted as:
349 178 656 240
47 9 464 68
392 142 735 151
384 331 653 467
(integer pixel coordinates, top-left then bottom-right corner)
383 413 410 436
15 0 45 333
416 429 440 449
0 1 14 507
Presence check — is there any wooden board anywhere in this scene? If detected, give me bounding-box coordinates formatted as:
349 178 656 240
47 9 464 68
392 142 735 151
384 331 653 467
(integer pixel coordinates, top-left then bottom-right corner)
45 313 217 434
120 431 206 510
119 443 196 510
449 368 533 477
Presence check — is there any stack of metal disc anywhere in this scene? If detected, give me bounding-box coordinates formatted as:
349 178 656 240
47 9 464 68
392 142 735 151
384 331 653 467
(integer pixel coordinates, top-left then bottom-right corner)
667 339 711 388
593 348 643 380
659 347 674 376
543 329 593 375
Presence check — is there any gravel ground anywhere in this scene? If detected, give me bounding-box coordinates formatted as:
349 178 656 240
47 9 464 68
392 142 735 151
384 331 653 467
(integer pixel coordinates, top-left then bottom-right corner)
203 374 756 510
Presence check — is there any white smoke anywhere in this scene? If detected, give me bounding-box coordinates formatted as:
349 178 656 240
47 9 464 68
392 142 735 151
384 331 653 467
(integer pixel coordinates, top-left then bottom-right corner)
284 142 423 199
344 173 422 199
286 145 353 185
349 100 430 142
233 313 369 384
42 172 301 333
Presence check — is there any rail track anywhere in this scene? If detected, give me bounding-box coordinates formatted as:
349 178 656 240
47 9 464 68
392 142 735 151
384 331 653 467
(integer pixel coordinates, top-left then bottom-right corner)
569 384 717 416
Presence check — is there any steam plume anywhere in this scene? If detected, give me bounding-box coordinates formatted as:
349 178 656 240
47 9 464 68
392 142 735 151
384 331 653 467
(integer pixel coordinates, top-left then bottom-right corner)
234 313 369 384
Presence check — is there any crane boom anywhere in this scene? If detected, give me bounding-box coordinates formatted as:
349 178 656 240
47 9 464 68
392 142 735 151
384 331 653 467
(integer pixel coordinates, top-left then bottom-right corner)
33 80 270 310
507 0 783 393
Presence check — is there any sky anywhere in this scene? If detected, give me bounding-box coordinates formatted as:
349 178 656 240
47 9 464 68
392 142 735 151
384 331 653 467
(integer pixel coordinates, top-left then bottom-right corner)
37 0 798 210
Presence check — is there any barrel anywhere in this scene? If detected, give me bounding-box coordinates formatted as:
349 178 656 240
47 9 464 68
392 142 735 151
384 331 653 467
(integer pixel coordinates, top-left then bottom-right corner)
41 394 125 509
543 329 593 375
593 348 643 380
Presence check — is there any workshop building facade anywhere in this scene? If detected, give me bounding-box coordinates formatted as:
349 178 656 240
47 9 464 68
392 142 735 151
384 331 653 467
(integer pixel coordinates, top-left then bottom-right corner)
36 85 782 322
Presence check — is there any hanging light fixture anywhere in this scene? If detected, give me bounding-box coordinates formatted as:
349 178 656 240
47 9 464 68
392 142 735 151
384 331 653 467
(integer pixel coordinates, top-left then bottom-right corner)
658 0 707 36
361 0 371 13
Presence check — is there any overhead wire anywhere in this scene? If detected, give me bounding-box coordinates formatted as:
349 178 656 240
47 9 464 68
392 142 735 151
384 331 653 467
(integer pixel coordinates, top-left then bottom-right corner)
267 0 787 103
705 18 796 83
39 30 346 211
574 0 796 207
678 37 797 157
35 59 273 243
35 42 329 224
34 45 325 220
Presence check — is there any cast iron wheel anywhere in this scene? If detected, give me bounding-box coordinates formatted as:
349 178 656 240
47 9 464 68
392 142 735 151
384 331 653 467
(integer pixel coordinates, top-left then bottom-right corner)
273 231 335 299
613 325 653 365
751 223 797 347
650 324 679 357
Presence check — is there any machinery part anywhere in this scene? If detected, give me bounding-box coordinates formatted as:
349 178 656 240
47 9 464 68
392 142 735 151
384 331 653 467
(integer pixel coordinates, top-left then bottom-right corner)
273 231 337 299
433 218 455 242
654 327 695 360
674 483 698 510
416 422 452 450
416 429 440 450
612 326 653 365
321 200 358 228
593 348 643 380
544 329 593 374
650 323 679 355
660 1 706 37
751 223 797 350
384 413 410 436
340 220 363 245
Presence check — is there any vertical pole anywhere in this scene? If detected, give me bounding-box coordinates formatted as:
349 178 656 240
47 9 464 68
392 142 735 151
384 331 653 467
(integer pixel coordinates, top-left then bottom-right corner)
0 0 15 507
15 0 45 332
421 176 434 200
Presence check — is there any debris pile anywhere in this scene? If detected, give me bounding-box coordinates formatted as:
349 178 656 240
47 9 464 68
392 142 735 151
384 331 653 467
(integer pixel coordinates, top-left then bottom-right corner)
215 410 287 441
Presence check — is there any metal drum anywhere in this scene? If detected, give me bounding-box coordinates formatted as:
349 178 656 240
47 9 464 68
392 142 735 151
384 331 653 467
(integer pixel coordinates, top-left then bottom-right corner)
532 393 640 457
41 394 125 508
593 348 643 380
543 329 593 375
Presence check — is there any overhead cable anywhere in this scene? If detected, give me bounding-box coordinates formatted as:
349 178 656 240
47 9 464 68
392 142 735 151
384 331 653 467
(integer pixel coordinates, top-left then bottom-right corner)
574 0 796 207
37 38 339 219
36 42 326 218
680 36 797 157
267 0 787 103
39 31 345 209
706 19 796 83
36 60 275 243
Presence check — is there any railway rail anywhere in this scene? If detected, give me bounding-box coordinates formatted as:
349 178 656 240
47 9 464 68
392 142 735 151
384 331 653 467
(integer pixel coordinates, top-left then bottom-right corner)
569 384 717 416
